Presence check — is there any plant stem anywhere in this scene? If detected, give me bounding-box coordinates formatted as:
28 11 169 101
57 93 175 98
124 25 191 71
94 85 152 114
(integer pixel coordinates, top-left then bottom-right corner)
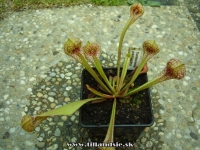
116 17 133 88
103 98 116 144
86 84 114 98
93 56 115 93
122 55 147 91
123 77 160 97
117 51 131 93
78 54 112 94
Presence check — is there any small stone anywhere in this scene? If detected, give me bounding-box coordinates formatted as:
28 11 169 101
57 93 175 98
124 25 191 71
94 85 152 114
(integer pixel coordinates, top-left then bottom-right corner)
61 116 67 121
48 92 56 96
183 81 188 86
144 127 150 133
58 122 64 126
170 116 176 122
36 142 45 148
154 127 158 130
60 74 65 78
176 133 182 138
108 63 113 67
153 103 160 108
102 53 107 58
27 88 32 92
48 97 54 102
9 127 16 133
35 127 40 132
54 128 61 136
185 76 190 80
20 80 26 84
37 93 43 97
25 140 34 146
154 113 159 119
159 132 164 136
72 74 78 78
190 132 198 140
141 137 146 143
71 137 77 142
66 87 72 91
29 77 36 82
70 115 76 121
58 62 63 66
4 95 9 100
0 118 4 121
146 141 153 148
67 80 71 84
66 65 71 68
75 66 80 70
50 72 56 77
66 72 72 76
35 107 40 111
50 103 56 108
55 81 59 85
21 57 26 60
178 51 183 55
37 137 43 141
41 74 47 78
2 132 10 139
47 144 58 149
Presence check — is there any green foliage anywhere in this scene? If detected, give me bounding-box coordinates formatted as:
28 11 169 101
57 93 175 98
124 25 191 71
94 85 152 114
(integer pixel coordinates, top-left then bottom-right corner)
127 0 161 7
90 0 126 6
0 0 6 17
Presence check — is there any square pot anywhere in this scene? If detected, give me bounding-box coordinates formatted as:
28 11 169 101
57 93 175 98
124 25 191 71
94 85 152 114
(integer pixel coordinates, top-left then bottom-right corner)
79 68 154 143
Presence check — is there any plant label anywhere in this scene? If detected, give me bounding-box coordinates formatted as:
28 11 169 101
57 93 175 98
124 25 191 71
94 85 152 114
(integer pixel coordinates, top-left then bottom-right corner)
128 47 143 70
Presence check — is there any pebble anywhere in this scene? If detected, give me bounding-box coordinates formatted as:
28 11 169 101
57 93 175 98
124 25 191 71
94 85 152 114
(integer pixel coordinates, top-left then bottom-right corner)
60 74 65 78
71 137 77 142
9 127 16 133
70 115 76 121
54 128 61 136
146 141 153 148
20 80 26 84
50 72 56 77
48 97 54 102
66 87 72 90
170 116 176 122
141 137 147 143
183 81 188 86
102 53 107 58
29 77 36 81
4 94 9 100
36 142 45 148
66 72 72 76
25 140 34 146
61 116 68 121
48 92 56 96
37 93 43 97
50 103 56 108
35 127 40 132
144 127 150 133
58 122 64 126
47 144 58 150
190 132 198 140
41 74 47 78
154 113 159 119
58 62 63 66
108 63 113 67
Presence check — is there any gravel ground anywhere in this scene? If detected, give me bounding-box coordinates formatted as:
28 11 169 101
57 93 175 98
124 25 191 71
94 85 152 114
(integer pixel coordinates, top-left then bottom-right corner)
0 2 200 150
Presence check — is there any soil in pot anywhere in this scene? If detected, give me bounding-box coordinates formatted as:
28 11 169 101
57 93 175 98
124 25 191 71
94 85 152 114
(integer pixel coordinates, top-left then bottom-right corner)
80 68 153 126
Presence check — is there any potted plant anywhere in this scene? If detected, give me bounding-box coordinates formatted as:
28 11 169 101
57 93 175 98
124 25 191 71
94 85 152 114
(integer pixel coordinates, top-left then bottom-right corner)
21 3 186 150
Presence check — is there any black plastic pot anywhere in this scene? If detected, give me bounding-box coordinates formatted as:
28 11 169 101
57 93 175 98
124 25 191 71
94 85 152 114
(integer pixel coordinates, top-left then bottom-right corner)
79 68 154 143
